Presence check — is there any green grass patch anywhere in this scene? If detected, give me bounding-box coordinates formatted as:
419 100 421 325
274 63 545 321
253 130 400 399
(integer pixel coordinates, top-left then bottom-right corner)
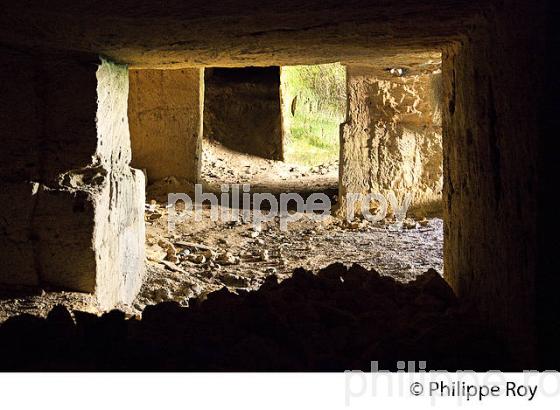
281 63 346 166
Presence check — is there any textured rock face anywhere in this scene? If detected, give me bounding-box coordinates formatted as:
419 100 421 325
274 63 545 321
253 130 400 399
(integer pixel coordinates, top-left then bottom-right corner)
0 264 511 371
0 53 145 309
0 1 476 68
203 67 283 160
441 2 546 367
340 66 442 217
128 69 204 186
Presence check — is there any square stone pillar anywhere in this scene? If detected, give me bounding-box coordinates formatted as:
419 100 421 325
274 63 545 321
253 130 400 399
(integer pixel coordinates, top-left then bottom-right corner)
441 7 543 366
339 65 443 218
128 68 204 187
0 50 145 309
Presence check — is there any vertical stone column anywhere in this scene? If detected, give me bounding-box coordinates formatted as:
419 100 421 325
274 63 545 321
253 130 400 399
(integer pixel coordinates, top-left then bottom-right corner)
339 65 443 218
0 50 145 309
441 2 546 367
203 67 283 160
128 68 204 189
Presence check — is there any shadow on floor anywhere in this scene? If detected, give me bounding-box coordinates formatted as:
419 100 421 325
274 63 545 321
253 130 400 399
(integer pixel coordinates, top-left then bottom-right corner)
0 263 511 371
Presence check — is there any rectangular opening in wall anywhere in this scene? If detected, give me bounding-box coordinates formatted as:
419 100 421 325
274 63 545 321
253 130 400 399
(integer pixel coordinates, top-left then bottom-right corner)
201 65 339 200
203 66 284 161
136 59 442 310
340 60 444 279
0 59 444 358
134 57 448 371
280 63 346 168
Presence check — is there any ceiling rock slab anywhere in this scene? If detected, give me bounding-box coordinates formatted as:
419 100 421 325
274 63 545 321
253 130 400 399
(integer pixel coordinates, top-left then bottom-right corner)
1 0 483 68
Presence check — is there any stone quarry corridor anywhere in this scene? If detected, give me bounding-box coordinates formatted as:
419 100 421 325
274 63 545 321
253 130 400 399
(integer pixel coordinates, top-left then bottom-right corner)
0 137 444 320
0 0 556 377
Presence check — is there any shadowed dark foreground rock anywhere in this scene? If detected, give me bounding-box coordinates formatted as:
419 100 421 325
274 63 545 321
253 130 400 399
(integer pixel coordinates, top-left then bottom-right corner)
0 264 510 371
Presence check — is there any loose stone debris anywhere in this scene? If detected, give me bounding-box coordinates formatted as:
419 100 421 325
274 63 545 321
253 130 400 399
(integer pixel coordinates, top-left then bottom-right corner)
0 263 508 371
0 147 442 322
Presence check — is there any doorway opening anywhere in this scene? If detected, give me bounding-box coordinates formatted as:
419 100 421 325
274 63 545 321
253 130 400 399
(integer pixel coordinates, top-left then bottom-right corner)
280 63 346 168
134 61 444 312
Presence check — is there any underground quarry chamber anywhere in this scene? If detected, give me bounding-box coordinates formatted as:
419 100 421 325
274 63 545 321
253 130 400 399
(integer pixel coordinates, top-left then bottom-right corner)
0 0 556 372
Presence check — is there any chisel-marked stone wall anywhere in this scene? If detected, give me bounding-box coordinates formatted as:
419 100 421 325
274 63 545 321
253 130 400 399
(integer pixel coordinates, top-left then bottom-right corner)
128 68 204 187
339 66 443 217
0 53 145 309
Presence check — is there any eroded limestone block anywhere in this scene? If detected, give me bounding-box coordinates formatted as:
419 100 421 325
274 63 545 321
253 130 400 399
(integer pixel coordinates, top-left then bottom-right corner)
31 166 145 307
0 182 40 287
94 168 146 307
0 54 145 308
33 183 97 292
339 65 442 218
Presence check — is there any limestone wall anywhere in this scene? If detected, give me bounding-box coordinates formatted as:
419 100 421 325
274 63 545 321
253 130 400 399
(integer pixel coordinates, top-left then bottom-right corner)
203 67 283 160
442 2 546 367
339 66 443 217
0 52 145 308
128 68 204 186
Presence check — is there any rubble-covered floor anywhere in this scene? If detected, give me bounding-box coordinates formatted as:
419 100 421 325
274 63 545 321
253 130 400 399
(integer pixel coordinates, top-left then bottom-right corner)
0 142 443 321
136 204 443 311
200 140 340 196
0 207 443 323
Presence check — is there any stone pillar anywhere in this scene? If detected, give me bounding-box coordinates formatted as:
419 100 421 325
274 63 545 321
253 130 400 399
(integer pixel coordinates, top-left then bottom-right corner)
0 50 145 309
203 67 283 160
128 68 204 189
441 2 546 367
339 66 443 218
